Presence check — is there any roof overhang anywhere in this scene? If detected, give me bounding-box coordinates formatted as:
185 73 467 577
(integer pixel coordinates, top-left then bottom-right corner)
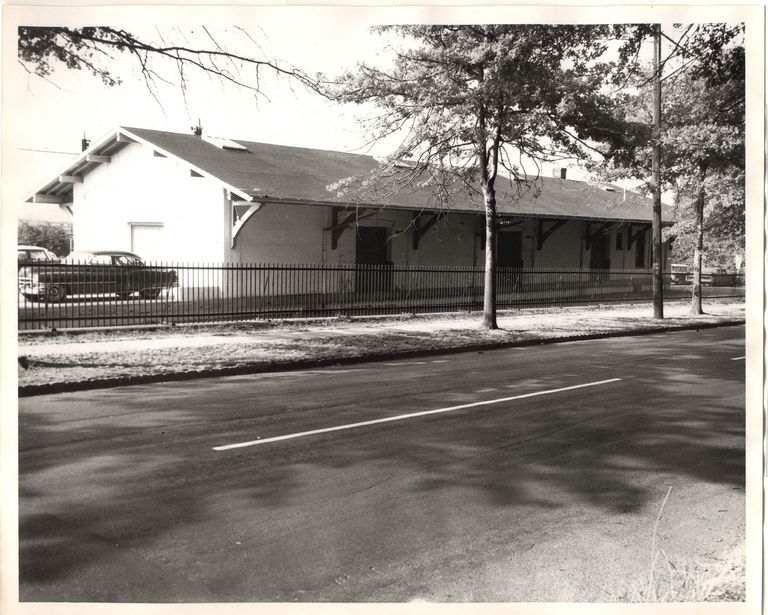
26 126 254 205
26 128 136 205
250 194 674 226
25 125 671 227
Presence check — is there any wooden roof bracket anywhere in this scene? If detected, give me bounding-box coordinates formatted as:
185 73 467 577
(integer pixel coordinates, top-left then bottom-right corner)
59 175 83 184
412 212 445 250
31 193 64 204
628 223 652 248
231 196 263 248
537 219 567 250
326 207 377 250
86 154 111 164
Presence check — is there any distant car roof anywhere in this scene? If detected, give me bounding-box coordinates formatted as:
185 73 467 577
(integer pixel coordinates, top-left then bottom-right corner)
18 245 53 251
71 250 142 257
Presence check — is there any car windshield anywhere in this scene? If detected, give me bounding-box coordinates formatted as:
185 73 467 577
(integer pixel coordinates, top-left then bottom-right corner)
113 255 142 265
29 249 55 261
19 249 55 261
63 252 143 265
63 252 89 262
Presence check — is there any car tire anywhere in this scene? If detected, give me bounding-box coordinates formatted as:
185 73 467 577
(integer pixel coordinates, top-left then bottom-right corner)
44 284 67 303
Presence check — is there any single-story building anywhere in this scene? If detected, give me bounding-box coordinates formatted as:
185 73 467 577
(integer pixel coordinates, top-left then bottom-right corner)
26 127 672 296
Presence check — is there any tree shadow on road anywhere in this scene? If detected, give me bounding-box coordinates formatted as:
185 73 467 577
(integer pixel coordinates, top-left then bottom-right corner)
17 330 746 601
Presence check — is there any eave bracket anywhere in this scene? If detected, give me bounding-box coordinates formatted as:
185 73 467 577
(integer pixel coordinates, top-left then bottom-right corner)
628 223 652 247
325 207 377 250
412 212 445 250
231 198 263 248
537 219 567 250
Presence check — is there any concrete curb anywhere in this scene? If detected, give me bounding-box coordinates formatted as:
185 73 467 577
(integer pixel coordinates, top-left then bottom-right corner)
18 319 744 397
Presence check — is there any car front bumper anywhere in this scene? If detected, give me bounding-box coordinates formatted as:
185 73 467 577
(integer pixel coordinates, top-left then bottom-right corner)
18 280 47 295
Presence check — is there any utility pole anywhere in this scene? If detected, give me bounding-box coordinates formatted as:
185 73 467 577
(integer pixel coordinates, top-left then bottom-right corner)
651 23 664 319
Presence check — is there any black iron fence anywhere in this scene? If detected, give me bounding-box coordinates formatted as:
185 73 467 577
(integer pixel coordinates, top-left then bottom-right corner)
17 261 744 331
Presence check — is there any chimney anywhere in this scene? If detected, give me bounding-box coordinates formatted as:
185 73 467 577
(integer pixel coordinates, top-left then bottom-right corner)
560 168 567 180
81 134 90 152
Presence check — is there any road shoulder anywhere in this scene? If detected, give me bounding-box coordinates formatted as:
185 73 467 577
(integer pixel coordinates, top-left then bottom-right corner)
17 301 745 396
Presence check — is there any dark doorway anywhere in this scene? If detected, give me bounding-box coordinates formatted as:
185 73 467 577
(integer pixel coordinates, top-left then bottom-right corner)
356 227 389 265
589 235 611 270
635 231 647 268
497 231 523 296
498 231 523 269
355 226 391 293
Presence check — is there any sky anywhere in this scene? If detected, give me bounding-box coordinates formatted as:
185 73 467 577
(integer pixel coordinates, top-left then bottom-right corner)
3 4 754 225
10 17 396 221
15 20 392 151
5 6 651 224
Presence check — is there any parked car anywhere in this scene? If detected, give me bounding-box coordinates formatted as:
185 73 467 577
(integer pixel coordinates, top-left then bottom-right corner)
686 266 736 287
19 250 178 302
17 245 58 269
670 263 690 285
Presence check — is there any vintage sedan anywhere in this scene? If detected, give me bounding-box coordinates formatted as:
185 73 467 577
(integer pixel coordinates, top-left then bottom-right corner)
17 245 58 268
685 266 737 287
19 250 177 302
669 263 690 285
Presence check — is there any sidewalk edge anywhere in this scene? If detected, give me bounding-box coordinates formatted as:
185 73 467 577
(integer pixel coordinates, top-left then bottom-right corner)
18 320 745 397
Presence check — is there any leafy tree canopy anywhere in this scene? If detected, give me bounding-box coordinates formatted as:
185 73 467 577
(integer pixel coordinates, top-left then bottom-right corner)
599 23 745 313
18 221 73 257
327 25 632 327
329 24 628 202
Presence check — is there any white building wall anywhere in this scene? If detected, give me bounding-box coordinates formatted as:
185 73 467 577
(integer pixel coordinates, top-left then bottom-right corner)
532 220 584 268
221 202 661 276
610 225 655 270
403 212 477 267
230 202 326 264
72 143 225 263
61 143 668 306
232 205 481 268
611 226 628 269
226 205 483 296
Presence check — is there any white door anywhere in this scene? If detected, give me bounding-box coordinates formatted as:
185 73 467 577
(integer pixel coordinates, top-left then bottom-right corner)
130 224 165 263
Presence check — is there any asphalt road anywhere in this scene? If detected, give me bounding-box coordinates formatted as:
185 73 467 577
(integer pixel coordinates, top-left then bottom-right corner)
18 326 745 602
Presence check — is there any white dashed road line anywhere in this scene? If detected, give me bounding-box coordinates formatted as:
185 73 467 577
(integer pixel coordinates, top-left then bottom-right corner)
213 377 622 451
383 359 449 366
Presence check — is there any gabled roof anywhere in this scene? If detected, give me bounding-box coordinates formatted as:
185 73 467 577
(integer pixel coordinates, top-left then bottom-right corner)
27 126 671 224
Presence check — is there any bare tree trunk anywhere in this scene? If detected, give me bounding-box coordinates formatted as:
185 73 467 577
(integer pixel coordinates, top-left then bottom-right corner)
482 184 498 330
690 182 706 315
